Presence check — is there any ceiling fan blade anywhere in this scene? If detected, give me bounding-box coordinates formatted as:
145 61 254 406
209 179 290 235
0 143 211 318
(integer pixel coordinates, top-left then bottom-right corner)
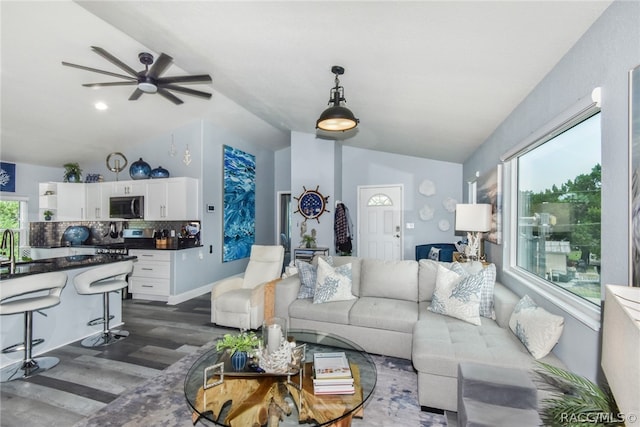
83 81 138 88
162 84 212 99
157 74 212 85
62 61 137 81
90 46 138 77
148 53 173 79
129 88 144 101
157 88 184 105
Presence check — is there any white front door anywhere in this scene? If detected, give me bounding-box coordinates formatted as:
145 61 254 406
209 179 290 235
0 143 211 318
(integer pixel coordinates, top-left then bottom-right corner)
357 185 403 260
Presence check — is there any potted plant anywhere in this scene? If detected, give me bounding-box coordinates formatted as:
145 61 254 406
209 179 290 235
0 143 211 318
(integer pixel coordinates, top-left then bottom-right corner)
43 210 54 221
302 234 316 248
216 330 260 371
535 361 620 426
63 162 82 182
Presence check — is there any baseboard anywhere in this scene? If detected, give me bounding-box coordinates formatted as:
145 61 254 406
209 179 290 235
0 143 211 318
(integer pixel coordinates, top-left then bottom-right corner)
167 283 213 305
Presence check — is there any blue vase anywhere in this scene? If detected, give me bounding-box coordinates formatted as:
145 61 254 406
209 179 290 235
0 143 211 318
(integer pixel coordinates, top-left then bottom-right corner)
129 158 151 180
231 351 247 371
150 166 170 179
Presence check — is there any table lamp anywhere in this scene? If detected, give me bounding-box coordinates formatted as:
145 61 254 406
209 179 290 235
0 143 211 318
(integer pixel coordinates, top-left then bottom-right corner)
455 204 492 261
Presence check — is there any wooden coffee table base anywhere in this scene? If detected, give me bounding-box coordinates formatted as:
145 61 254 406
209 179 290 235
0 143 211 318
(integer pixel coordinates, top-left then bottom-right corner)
191 363 364 427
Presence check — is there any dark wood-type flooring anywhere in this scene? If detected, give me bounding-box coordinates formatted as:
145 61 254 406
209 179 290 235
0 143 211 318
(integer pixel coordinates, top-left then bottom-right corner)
0 294 232 427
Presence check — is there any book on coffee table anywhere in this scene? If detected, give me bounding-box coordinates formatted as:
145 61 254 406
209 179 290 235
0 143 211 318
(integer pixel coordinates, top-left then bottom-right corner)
313 352 355 395
313 352 353 379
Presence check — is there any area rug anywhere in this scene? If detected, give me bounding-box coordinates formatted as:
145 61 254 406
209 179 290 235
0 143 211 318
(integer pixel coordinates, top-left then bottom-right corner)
73 341 447 427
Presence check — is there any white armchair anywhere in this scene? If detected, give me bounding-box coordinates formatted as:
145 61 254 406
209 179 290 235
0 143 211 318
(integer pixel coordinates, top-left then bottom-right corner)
211 245 285 330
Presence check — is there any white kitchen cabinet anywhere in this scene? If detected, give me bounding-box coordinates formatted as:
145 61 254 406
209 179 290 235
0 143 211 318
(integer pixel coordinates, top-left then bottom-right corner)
55 182 87 220
85 182 110 220
38 182 86 220
128 249 172 301
110 180 146 196
145 177 199 220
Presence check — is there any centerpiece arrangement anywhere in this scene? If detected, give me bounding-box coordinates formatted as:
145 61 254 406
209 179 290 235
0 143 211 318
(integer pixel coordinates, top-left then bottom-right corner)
215 330 260 371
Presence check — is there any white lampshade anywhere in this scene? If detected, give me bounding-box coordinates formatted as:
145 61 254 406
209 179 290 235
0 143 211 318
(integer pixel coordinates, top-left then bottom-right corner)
601 284 640 420
455 204 492 232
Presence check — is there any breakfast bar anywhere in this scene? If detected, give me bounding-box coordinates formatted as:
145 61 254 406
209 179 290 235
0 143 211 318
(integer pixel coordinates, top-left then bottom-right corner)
0 254 136 369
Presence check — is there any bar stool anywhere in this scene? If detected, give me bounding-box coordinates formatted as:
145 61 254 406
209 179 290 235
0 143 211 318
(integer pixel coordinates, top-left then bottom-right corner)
0 271 68 382
73 260 133 347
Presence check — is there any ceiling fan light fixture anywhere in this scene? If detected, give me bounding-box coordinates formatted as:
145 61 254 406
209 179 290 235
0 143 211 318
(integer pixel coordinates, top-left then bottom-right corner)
138 81 158 93
316 65 359 132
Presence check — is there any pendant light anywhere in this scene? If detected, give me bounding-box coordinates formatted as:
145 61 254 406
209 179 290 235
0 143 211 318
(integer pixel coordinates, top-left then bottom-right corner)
316 65 359 132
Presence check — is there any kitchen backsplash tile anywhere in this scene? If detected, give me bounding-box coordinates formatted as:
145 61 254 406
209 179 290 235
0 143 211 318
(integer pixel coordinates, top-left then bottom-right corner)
30 220 198 247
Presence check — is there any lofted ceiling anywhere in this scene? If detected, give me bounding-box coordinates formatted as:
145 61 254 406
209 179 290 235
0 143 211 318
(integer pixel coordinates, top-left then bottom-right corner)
0 1 612 168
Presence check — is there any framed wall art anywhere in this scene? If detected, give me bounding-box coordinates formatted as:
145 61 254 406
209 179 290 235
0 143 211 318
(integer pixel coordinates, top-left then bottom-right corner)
476 164 503 245
223 145 256 262
0 162 16 193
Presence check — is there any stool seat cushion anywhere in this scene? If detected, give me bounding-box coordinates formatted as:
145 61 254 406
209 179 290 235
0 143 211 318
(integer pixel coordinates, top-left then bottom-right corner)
73 261 133 295
0 295 62 315
0 271 67 315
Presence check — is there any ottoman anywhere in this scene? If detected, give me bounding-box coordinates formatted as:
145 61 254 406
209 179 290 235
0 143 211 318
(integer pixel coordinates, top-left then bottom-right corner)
457 362 541 427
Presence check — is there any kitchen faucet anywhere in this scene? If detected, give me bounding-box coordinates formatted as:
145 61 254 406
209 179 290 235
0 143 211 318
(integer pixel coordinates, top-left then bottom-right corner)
1 229 16 275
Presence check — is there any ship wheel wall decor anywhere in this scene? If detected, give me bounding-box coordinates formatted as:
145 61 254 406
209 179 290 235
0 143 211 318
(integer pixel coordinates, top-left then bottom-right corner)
294 186 330 223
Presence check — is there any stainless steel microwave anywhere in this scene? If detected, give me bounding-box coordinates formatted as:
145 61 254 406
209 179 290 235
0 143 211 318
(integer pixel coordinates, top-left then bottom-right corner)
109 196 144 219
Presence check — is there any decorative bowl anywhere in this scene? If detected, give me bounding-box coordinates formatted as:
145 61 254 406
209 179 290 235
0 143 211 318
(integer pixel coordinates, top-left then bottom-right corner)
150 166 170 179
62 226 90 246
129 158 151 180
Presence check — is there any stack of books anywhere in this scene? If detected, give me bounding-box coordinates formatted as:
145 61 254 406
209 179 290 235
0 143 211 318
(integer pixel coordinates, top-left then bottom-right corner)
312 352 355 395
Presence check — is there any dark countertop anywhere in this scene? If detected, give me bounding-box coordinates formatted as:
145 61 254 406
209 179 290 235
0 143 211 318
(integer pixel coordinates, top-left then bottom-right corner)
0 254 137 280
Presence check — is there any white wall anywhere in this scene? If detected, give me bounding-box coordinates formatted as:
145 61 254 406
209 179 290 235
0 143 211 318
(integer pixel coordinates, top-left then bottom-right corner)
285 133 462 259
463 0 640 381
341 146 462 260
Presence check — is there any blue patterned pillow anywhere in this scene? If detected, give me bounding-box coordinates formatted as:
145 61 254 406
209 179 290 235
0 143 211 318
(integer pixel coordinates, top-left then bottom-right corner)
313 258 356 304
428 264 482 325
295 256 333 299
450 262 496 319
295 260 317 298
509 295 564 359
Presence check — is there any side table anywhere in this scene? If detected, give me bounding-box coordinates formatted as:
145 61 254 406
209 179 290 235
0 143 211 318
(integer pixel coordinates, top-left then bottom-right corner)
293 247 329 263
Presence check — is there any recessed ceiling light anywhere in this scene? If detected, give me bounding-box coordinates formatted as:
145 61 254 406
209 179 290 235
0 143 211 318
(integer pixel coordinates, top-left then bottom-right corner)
94 102 108 111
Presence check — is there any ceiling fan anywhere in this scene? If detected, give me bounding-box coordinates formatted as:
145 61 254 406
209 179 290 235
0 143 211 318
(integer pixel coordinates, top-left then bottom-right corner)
62 46 212 105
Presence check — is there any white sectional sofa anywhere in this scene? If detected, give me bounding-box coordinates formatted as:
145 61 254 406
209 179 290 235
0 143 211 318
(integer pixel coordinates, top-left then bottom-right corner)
273 256 565 412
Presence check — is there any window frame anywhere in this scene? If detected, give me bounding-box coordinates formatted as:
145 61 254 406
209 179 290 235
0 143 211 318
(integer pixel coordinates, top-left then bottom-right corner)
0 195 30 256
500 89 602 331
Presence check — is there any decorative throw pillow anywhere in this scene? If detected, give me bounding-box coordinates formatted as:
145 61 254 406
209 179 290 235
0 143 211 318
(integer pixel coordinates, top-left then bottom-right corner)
313 257 356 304
428 247 441 261
295 260 317 298
295 256 333 299
509 294 564 359
428 264 482 325
450 262 497 319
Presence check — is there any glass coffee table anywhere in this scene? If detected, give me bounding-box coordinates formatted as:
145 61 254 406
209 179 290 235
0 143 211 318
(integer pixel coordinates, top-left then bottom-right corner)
184 329 377 426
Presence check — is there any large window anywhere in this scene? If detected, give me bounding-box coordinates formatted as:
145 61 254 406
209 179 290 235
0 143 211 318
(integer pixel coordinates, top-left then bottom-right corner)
510 111 601 307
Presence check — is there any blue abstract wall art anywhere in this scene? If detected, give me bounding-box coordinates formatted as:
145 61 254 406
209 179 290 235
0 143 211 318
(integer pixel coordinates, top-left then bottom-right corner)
0 162 16 193
223 145 256 262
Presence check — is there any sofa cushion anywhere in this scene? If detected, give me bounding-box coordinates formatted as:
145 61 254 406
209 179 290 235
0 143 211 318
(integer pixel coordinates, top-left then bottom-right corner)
313 258 356 304
288 298 355 325
412 311 554 378
428 264 482 326
350 297 418 333
360 259 419 301
418 259 453 302
509 295 564 359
